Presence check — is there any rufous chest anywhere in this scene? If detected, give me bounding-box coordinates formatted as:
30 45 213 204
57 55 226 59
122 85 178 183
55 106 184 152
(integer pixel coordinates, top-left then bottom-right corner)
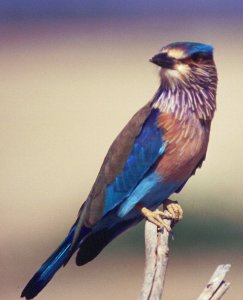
155 112 210 181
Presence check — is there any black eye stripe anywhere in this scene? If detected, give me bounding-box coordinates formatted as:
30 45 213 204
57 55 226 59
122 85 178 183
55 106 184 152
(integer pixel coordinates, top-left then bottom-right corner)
191 53 201 62
193 52 213 60
179 52 213 64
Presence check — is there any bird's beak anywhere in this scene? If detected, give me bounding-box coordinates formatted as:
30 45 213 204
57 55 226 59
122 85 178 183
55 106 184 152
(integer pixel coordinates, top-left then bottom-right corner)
150 53 175 69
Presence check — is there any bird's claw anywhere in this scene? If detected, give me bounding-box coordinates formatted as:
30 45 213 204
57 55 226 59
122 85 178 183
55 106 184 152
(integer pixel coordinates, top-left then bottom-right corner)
163 199 183 221
138 199 183 232
140 207 172 232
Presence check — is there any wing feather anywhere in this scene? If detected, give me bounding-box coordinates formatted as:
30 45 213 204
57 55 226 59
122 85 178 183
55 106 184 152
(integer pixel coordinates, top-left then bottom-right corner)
83 105 166 226
70 103 166 250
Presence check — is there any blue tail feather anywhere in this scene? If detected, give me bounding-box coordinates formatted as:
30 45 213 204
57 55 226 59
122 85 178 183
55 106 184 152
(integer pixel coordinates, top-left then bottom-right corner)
21 224 90 299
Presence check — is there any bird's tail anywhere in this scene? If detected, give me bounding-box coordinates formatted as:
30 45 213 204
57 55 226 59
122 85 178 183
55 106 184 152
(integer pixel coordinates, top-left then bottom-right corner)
21 222 90 299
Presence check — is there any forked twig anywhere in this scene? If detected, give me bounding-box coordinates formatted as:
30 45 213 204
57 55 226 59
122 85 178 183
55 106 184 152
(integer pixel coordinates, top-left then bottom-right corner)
197 264 231 300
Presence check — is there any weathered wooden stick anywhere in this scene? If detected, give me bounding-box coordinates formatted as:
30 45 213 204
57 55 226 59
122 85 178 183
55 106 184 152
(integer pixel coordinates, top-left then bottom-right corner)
139 216 172 300
139 217 231 300
197 264 231 300
210 282 231 300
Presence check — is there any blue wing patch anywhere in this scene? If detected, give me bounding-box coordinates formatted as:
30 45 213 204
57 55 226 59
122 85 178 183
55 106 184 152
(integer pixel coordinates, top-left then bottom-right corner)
103 108 166 215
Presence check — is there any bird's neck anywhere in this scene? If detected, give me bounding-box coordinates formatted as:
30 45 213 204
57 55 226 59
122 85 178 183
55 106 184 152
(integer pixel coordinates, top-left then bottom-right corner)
152 81 217 121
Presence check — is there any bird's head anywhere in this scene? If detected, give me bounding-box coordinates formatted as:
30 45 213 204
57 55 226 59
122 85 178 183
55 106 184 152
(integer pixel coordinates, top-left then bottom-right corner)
150 42 217 90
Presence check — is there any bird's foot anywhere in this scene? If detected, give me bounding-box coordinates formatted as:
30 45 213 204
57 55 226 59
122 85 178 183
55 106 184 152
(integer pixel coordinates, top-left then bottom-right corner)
137 200 183 232
139 206 172 232
163 199 183 222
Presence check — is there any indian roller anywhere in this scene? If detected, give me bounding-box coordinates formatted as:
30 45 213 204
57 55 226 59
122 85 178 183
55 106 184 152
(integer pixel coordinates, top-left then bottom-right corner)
21 41 218 299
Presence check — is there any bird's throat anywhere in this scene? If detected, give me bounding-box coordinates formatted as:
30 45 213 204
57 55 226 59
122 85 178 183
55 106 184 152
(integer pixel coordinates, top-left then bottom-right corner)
152 83 216 121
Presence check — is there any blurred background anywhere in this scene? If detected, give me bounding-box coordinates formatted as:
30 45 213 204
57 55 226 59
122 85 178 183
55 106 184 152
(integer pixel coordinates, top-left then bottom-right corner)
1 1 243 299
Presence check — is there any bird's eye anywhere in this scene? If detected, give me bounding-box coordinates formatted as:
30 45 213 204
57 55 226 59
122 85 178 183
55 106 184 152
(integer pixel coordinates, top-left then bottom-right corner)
179 52 212 65
179 53 203 65
191 52 212 64
191 53 203 63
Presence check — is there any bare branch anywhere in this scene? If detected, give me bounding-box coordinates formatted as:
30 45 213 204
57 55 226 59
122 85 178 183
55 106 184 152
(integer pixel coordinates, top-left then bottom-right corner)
139 218 231 300
139 218 171 300
197 264 231 300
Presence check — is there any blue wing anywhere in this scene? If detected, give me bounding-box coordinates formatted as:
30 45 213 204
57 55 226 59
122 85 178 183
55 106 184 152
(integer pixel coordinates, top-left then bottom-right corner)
72 106 166 250
103 108 166 214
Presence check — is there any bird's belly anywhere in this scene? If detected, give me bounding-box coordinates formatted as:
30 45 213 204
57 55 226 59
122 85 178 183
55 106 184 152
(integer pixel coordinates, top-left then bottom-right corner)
138 179 182 211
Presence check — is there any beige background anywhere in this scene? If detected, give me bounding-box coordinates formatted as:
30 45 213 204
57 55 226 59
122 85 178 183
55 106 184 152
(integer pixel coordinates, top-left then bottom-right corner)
1 16 243 299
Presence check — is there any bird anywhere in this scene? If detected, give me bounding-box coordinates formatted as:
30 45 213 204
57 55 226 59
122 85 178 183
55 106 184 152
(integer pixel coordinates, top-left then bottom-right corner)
21 41 217 299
